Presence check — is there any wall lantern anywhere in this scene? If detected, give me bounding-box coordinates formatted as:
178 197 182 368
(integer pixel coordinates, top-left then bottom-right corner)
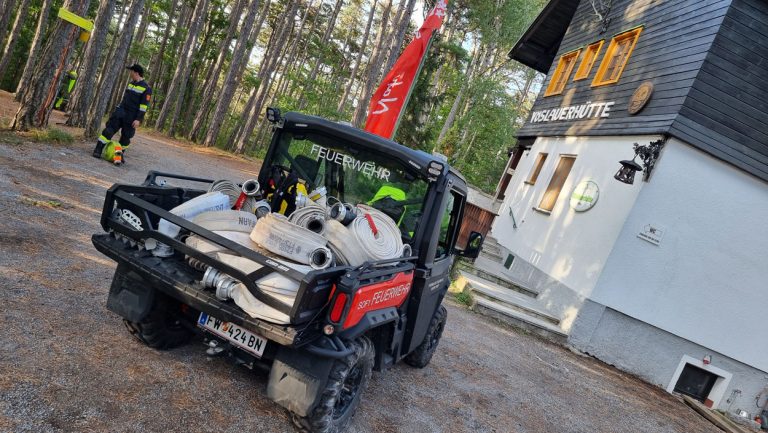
614 139 665 184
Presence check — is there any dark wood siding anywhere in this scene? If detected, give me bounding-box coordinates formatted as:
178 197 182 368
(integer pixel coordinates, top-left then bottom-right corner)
457 203 495 248
517 0 731 138
670 0 768 181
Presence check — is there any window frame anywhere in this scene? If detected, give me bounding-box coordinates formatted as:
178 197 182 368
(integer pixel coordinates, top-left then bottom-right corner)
524 152 548 185
434 189 464 261
592 27 643 87
544 49 582 97
534 154 576 214
573 40 604 81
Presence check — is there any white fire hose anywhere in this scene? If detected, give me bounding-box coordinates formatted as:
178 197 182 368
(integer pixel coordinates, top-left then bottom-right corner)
249 213 332 269
288 205 327 234
201 253 314 324
324 205 404 266
153 191 231 257
209 179 262 215
184 210 259 269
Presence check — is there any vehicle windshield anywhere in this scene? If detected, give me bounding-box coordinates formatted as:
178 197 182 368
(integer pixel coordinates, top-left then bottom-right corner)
268 129 430 240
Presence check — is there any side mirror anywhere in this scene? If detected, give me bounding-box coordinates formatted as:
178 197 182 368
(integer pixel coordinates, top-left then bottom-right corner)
457 231 484 259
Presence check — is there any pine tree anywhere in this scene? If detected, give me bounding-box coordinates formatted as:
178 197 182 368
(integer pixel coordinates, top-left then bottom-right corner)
0 0 33 81
12 0 90 131
66 0 118 127
15 0 55 102
84 0 146 138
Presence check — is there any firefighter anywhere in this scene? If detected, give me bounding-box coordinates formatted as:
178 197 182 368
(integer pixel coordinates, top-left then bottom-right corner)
92 64 152 163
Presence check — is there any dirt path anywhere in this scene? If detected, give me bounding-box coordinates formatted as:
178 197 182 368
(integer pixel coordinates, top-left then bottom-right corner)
0 91 719 433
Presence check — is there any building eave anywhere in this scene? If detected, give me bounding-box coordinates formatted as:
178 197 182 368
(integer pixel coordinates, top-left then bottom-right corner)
508 0 580 73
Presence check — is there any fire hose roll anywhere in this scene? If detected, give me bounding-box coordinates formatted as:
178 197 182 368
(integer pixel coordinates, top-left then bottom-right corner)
324 206 405 266
249 213 332 269
288 205 327 234
351 204 404 260
209 179 261 215
192 210 257 233
153 191 231 257
324 220 368 267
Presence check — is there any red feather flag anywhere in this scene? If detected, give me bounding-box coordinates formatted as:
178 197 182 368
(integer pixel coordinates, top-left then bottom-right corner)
364 0 448 139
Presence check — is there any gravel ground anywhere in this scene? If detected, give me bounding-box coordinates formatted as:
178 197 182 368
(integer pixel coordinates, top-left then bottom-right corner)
0 91 720 433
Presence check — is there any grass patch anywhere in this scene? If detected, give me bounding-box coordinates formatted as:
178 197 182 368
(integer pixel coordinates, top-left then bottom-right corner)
20 196 64 209
26 128 75 144
0 130 24 145
454 291 473 307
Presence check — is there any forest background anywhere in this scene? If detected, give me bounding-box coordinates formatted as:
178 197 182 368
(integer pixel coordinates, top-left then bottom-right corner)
0 0 544 193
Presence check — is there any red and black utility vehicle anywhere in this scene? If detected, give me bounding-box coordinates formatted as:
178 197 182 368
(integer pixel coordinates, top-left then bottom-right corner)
92 110 483 433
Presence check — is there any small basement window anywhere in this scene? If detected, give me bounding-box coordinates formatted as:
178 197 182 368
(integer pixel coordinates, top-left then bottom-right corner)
674 364 720 403
536 155 576 213
525 152 548 185
574 40 604 81
544 49 581 96
592 27 642 87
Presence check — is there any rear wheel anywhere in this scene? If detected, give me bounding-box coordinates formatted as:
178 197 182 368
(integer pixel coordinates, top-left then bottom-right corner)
404 305 447 368
123 292 193 350
293 336 374 433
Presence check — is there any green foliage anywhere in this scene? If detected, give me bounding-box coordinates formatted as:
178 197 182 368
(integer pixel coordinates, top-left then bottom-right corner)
454 291 473 306
4 0 547 195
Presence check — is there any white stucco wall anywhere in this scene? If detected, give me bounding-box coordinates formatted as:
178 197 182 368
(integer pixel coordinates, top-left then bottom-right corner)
491 135 659 306
591 138 768 373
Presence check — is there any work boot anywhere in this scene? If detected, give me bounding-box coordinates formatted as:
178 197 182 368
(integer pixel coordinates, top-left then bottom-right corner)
92 142 105 158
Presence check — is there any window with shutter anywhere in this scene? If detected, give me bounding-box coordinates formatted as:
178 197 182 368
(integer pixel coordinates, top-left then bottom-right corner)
593 27 642 87
544 50 581 96
536 155 576 213
525 153 548 185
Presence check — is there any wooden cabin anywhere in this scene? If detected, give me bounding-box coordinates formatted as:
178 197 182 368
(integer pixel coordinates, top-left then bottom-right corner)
488 0 768 412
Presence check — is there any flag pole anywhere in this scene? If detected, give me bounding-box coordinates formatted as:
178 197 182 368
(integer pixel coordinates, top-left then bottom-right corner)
390 30 435 140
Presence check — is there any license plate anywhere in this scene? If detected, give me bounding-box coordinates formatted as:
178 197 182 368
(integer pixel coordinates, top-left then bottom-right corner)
198 313 268 358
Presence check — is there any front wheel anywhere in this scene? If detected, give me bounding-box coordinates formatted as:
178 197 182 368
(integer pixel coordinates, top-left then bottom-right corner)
293 336 375 433
404 304 447 368
123 292 194 350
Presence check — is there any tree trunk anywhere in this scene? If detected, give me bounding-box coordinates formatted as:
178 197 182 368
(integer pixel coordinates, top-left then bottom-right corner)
65 0 117 127
149 0 177 81
0 0 32 81
435 47 479 147
203 0 262 148
84 0 145 138
154 2 191 112
155 0 210 134
233 0 297 153
99 2 126 86
274 0 316 101
12 0 89 131
131 0 152 55
296 0 343 109
352 0 392 127
337 0 376 113
0 0 18 54
382 0 416 73
285 0 321 100
188 0 247 141
108 2 152 113
13 0 54 101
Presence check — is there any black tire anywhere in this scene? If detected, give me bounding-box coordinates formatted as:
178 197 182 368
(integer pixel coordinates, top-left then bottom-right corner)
123 293 193 350
293 336 375 433
404 304 447 368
